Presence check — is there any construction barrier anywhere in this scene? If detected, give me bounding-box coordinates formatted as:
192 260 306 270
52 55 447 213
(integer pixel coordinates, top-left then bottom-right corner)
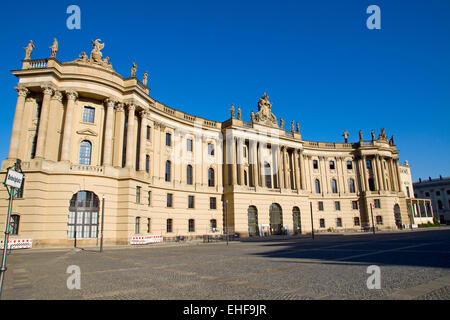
0 239 33 250
129 235 163 245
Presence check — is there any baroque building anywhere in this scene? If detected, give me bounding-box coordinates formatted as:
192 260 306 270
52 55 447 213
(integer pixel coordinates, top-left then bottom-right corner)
0 39 433 248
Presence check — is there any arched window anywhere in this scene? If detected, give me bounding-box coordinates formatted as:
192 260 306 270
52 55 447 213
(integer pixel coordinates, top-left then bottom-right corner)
248 206 259 236
349 178 356 193
68 191 99 239
315 179 321 194
331 179 338 193
79 140 92 165
186 165 193 185
208 168 215 187
165 161 171 182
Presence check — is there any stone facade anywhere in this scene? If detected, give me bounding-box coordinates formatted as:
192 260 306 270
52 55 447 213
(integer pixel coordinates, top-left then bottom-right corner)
413 176 450 224
0 39 425 247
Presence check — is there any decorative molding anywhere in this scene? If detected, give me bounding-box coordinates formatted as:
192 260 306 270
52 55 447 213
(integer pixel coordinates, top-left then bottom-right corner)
76 128 98 137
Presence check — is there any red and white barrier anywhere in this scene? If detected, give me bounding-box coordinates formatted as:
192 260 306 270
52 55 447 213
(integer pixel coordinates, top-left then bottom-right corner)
129 235 163 245
0 239 33 250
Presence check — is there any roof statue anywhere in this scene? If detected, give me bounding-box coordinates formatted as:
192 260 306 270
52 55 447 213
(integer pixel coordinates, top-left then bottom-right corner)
279 117 284 128
237 106 242 120
230 104 235 119
250 110 255 122
253 93 277 127
359 130 363 141
131 61 137 78
342 130 349 143
296 122 300 133
378 128 388 141
24 40 35 60
49 38 58 58
371 130 375 141
72 39 114 71
143 71 148 86
290 120 294 132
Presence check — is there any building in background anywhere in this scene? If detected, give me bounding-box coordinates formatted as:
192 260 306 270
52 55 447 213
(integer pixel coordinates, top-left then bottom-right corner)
413 176 450 224
0 39 432 248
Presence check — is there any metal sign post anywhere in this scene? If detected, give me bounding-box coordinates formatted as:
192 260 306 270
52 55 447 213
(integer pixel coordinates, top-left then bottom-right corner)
0 159 23 299
100 196 105 252
310 202 314 240
370 203 376 235
225 200 228 246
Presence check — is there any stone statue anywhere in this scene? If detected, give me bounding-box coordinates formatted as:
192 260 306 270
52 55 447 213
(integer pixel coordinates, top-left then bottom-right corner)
78 51 88 61
290 120 294 132
102 56 111 67
342 130 349 143
49 38 58 58
143 71 148 86
389 135 395 145
250 110 255 122
24 40 35 60
371 130 375 141
230 104 235 119
279 117 284 128
296 122 300 133
254 93 277 126
359 130 363 141
131 61 137 78
237 106 242 120
90 39 104 63
380 128 387 139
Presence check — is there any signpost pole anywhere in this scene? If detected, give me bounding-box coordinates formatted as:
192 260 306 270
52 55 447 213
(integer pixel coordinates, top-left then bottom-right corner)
225 200 229 246
0 187 15 299
100 196 105 252
370 203 376 235
310 202 314 240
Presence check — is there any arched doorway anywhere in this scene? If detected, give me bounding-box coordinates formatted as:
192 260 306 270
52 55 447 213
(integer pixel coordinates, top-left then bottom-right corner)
248 206 259 237
394 204 402 229
269 203 283 235
292 207 301 234
68 191 99 239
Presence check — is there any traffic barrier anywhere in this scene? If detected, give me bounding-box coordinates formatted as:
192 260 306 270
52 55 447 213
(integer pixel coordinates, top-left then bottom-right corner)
0 239 33 249
129 235 163 245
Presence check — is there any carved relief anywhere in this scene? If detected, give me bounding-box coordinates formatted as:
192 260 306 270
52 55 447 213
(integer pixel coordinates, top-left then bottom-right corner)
253 93 277 127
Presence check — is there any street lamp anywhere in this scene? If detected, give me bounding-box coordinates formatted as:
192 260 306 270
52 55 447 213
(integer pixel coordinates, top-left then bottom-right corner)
370 202 376 235
225 200 228 246
100 195 105 252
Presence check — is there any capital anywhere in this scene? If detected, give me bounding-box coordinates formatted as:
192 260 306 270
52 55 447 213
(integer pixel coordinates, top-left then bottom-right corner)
139 109 150 118
114 103 124 112
14 86 29 97
41 85 54 96
52 90 63 101
104 97 117 108
65 90 78 101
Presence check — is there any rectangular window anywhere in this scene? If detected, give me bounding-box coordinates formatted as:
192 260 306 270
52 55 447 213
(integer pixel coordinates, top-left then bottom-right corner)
147 218 151 233
336 218 342 227
136 186 141 204
188 195 194 209
318 201 324 211
335 201 341 211
167 193 173 207
376 215 383 225
374 199 381 208
313 160 318 169
188 219 195 232
146 126 151 140
366 159 372 169
210 219 217 232
166 219 173 233
329 161 335 170
147 191 151 206
166 132 171 146
10 215 20 235
82 106 95 123
210 197 217 210
145 155 150 173
135 217 140 234
347 161 353 170
187 139 193 152
208 143 214 156
352 201 358 210
243 146 247 158
354 217 360 226
319 219 325 228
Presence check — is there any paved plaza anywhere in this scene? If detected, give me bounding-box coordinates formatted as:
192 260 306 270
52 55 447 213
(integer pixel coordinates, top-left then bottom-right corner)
2 228 450 300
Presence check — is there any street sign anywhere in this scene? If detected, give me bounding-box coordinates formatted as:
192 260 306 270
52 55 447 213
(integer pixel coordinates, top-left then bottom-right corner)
4 169 23 189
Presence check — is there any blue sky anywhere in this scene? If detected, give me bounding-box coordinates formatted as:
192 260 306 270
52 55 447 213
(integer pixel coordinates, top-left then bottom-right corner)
0 0 449 181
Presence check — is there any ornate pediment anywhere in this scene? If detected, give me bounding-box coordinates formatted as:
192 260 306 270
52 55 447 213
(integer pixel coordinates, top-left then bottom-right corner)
252 93 278 127
76 128 98 136
70 39 114 71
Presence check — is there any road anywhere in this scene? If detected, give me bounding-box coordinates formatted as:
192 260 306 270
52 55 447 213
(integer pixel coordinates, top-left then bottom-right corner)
2 228 450 300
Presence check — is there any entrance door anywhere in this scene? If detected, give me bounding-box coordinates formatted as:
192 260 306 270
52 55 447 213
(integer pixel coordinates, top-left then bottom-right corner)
248 206 259 236
293 207 301 234
269 203 283 235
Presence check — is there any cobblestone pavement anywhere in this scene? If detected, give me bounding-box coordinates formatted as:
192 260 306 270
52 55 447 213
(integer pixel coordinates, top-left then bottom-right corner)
1 228 450 300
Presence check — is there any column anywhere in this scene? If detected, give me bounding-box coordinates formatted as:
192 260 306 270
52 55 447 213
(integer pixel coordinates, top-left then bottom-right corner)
113 103 125 167
294 150 300 190
125 102 136 168
394 159 402 192
34 85 54 158
139 110 149 171
231 137 237 185
389 158 396 191
359 156 368 192
45 90 63 161
299 151 307 190
283 147 288 189
61 90 78 162
380 156 386 191
237 137 244 185
374 155 382 191
249 140 258 187
8 86 29 159
103 98 116 166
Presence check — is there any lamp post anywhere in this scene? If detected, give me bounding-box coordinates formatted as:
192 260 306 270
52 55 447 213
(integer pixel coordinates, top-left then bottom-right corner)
225 200 228 246
100 195 105 252
370 202 376 235
310 202 314 240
